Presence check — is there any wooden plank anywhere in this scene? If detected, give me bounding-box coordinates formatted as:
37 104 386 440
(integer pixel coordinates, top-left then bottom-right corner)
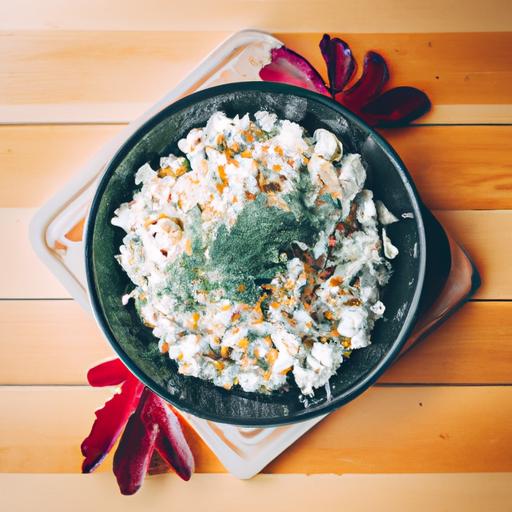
381 126 512 210
1 385 511 473
1 32 511 124
380 301 512 383
0 31 229 122
0 208 69 299
0 125 121 208
0 300 112 384
1 300 511 385
2 124 511 209
435 210 512 300
2 209 511 300
417 104 512 125
0 0 510 32
1 474 511 512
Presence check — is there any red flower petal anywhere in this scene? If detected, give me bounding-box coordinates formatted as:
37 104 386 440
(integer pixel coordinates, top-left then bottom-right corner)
113 389 159 495
319 34 356 95
361 86 431 126
87 358 132 387
259 46 330 96
81 377 144 473
141 392 195 481
338 51 389 111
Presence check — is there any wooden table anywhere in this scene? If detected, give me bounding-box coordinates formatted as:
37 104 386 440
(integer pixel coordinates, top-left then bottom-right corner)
1 1 511 509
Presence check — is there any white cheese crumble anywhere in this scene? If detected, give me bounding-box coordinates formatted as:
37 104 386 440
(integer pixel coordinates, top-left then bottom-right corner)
112 111 399 396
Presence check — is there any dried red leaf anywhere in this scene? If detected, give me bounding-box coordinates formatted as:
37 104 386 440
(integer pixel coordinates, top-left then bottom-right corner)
361 86 431 126
319 34 356 95
141 392 195 481
259 46 329 96
81 377 144 473
113 389 159 495
87 358 132 387
338 51 389 112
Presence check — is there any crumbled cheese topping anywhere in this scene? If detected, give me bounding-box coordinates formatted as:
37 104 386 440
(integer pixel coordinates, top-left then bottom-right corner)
112 111 398 396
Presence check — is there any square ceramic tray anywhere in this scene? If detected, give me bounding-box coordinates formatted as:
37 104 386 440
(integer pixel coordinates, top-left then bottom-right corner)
29 30 479 479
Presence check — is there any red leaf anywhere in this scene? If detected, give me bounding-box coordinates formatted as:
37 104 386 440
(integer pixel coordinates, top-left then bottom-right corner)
361 86 431 126
81 377 144 473
319 34 356 95
113 389 159 495
259 46 329 96
87 358 132 387
141 392 195 481
338 51 389 112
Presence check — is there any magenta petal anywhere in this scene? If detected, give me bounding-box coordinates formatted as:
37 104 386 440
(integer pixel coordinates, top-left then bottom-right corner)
87 358 131 387
141 393 195 481
339 51 389 111
113 389 159 495
81 378 144 473
361 86 431 126
259 46 329 96
319 34 356 95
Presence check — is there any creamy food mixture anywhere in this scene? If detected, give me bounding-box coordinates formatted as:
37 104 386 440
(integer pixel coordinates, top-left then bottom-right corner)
112 111 399 396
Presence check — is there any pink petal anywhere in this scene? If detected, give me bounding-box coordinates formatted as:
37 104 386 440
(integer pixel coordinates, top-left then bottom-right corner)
259 46 329 96
319 34 356 94
113 389 159 495
81 377 144 473
87 358 131 387
338 51 389 111
141 393 195 481
361 86 431 126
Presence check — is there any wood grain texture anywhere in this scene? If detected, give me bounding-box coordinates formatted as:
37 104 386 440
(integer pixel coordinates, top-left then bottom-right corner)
2 124 511 209
1 300 511 385
378 301 512 383
3 208 510 299
0 208 69 299
0 125 121 208
380 126 512 210
1 386 511 474
0 300 112 384
0 31 228 118
1 0 511 32
1 473 511 512
1 32 511 124
435 210 512 300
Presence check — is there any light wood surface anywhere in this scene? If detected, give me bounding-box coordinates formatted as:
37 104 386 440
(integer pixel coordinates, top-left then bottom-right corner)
3 473 512 512
1 300 511 385
1 0 511 505
1 32 511 124
0 209 69 299
434 210 512 300
2 385 511 474
1 473 512 512
1 0 510 32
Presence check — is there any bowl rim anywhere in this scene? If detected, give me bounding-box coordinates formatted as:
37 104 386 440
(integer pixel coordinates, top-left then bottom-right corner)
85 81 427 427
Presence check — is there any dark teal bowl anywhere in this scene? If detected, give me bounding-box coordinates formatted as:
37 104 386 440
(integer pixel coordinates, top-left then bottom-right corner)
85 82 426 427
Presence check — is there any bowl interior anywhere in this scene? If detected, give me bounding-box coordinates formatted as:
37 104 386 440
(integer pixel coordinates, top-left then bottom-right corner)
87 83 424 426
